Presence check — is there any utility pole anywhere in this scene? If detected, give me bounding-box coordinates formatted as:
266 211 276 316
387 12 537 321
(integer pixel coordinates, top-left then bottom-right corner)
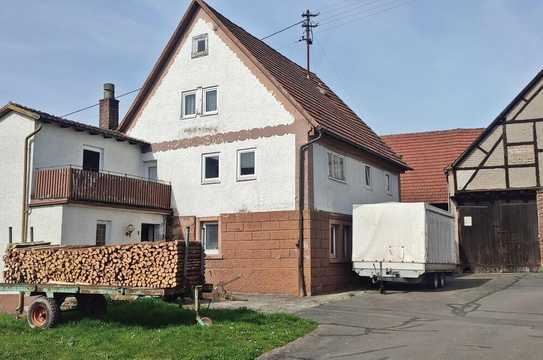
300 9 319 79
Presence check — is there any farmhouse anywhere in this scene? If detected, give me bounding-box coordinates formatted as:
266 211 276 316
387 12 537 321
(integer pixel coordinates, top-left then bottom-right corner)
448 69 543 272
0 0 408 295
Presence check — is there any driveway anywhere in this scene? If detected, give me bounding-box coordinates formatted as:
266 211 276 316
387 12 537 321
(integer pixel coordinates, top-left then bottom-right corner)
261 273 543 360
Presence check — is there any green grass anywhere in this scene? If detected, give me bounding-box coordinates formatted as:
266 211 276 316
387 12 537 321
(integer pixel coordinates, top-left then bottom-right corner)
0 298 317 360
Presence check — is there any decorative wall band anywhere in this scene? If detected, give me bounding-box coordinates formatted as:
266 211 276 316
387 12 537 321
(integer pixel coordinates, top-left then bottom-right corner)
148 123 296 153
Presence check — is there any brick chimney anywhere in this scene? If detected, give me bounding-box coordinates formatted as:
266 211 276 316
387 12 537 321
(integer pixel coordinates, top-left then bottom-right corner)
99 83 119 130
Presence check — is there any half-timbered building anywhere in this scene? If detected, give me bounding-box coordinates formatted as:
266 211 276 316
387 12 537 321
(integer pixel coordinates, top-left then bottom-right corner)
448 69 543 272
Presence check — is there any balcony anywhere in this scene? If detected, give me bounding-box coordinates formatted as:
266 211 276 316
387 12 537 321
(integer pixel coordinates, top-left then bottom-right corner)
30 166 171 211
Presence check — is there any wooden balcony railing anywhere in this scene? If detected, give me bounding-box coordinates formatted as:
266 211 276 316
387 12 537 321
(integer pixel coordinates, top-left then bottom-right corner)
31 166 171 211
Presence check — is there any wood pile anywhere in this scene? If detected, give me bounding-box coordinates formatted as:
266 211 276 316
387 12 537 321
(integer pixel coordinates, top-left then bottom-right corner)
3 241 204 289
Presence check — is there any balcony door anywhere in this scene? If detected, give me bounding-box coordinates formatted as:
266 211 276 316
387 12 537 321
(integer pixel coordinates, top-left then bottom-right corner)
83 146 102 172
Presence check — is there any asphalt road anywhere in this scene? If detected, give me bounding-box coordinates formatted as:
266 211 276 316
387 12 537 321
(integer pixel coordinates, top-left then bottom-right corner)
262 273 543 360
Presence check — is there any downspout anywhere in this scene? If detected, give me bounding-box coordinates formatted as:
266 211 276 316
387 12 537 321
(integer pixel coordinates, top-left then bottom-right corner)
298 128 322 297
21 123 42 243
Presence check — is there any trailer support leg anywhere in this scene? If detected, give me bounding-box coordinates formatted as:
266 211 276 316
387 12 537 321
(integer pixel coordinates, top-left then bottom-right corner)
379 262 386 294
15 291 25 319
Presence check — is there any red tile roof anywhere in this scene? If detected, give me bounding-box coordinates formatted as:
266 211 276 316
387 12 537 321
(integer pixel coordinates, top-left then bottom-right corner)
382 128 483 204
120 0 408 170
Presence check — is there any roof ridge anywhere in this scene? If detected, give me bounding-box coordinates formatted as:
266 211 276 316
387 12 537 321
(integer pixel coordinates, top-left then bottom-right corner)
382 128 485 138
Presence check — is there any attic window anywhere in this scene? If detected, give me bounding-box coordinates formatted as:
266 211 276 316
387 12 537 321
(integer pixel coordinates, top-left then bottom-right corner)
192 34 208 58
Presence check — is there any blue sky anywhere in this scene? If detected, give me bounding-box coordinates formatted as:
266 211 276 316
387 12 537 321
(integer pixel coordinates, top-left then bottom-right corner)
1 0 541 134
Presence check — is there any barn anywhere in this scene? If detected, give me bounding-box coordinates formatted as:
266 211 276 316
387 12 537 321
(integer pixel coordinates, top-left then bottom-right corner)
448 69 543 272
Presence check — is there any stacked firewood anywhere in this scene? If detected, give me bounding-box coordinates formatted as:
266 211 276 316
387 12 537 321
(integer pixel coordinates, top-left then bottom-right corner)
3 241 204 289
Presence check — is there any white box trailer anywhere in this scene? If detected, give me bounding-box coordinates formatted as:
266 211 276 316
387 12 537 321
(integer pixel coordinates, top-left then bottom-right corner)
352 202 458 289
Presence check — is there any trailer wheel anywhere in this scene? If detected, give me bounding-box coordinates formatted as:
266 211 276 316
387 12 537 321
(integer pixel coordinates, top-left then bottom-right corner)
27 297 60 329
428 273 439 290
439 274 447 288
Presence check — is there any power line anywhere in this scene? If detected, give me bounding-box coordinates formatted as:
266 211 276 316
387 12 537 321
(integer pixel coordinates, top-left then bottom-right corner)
319 0 414 33
318 0 385 24
320 0 411 27
260 20 304 40
61 88 141 118
62 20 304 119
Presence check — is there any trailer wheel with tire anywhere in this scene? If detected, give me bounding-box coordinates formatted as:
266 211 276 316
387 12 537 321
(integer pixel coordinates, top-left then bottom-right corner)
27 296 61 329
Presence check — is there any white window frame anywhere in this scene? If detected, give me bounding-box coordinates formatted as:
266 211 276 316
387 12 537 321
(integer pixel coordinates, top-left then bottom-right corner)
202 86 218 116
363 164 373 190
181 89 197 119
330 224 339 257
191 34 209 58
237 148 256 181
201 222 219 255
384 172 392 195
201 152 220 184
145 160 158 181
328 152 346 182
83 145 104 171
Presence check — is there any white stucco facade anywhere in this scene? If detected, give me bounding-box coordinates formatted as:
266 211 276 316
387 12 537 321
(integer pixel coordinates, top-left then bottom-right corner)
26 204 165 245
0 113 36 276
126 11 298 217
146 134 296 217
128 14 295 143
313 143 400 215
33 123 144 176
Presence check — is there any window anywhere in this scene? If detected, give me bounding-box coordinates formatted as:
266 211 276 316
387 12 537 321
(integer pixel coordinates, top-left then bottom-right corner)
8 227 12 244
202 153 220 183
96 221 110 246
330 224 339 257
237 148 256 180
182 90 197 118
328 152 345 182
83 147 102 172
203 87 218 115
146 161 158 180
343 225 351 259
201 222 219 254
141 223 160 242
30 227 34 243
364 165 372 188
191 34 208 58
384 173 392 194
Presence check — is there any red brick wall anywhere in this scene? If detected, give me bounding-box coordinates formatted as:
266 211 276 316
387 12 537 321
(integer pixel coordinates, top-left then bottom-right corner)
167 209 358 296
306 211 357 295
208 211 300 295
537 191 543 265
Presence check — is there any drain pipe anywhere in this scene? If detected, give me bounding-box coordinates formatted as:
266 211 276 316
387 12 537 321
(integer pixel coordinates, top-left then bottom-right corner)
21 124 42 243
298 128 322 297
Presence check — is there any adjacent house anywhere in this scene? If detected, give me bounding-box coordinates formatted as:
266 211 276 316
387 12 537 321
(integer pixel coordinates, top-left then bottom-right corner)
448 69 543 272
0 93 172 277
0 0 408 295
382 128 483 210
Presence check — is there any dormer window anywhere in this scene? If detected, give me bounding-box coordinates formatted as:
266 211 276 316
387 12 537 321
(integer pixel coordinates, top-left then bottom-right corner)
192 34 208 58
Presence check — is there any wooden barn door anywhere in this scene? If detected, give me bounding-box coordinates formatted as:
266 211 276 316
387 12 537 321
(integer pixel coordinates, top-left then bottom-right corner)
458 198 540 272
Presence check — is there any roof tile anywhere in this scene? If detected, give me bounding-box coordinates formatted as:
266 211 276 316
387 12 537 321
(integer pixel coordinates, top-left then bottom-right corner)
382 128 483 203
